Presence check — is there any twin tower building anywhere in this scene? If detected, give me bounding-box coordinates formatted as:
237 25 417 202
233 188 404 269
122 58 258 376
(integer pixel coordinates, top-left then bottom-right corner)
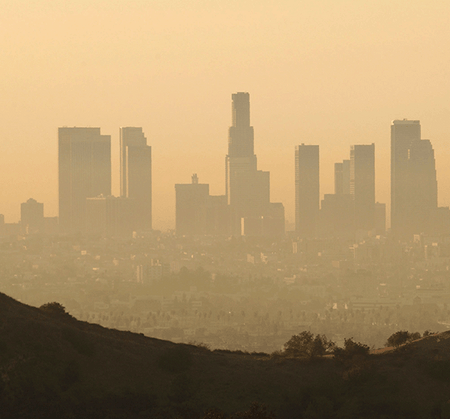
58 94 439 239
58 126 152 236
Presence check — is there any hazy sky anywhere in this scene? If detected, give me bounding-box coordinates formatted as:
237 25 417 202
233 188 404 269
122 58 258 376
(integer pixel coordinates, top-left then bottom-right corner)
1 0 450 230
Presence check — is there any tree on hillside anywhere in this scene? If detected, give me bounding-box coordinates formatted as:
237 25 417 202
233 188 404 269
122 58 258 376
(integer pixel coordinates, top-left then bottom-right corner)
333 337 370 360
386 330 421 348
40 302 71 317
283 331 335 359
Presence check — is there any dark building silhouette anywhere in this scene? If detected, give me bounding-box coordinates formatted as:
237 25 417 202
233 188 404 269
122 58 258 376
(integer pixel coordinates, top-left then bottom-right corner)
391 120 437 238
43 217 59 235
58 127 111 233
429 207 450 236
226 92 269 228
176 174 229 236
120 127 152 231
205 195 230 236
20 198 44 233
263 202 286 237
86 195 135 237
408 138 438 235
350 144 375 232
391 119 421 237
225 93 284 236
175 174 210 236
295 144 319 238
322 149 380 239
334 162 343 195
334 159 350 195
319 193 354 239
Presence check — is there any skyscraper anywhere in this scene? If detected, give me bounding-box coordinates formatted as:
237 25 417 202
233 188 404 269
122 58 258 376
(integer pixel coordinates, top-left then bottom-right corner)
58 127 111 233
407 138 437 234
225 93 280 235
391 120 421 237
334 159 350 195
350 144 375 232
120 127 152 231
391 120 437 238
295 144 319 238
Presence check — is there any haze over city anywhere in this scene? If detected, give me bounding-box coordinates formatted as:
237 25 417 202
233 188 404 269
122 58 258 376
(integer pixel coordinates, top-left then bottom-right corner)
5 2 450 417
2 0 450 229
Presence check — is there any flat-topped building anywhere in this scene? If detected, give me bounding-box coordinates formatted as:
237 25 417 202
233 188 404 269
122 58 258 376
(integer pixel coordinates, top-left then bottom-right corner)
120 127 152 231
58 127 111 233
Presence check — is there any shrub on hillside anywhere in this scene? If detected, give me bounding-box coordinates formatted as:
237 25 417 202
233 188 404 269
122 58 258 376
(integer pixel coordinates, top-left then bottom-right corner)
40 302 73 319
333 337 370 360
283 331 335 359
386 330 421 348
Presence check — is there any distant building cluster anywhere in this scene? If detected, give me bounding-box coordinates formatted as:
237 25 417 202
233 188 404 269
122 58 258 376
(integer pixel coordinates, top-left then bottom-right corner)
54 126 151 236
295 119 441 241
176 92 285 237
0 95 447 242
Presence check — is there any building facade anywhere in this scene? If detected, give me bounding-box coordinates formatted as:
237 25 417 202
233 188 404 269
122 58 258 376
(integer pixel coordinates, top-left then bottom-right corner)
225 93 272 234
175 174 210 236
295 144 319 238
350 144 375 232
120 127 152 231
175 174 230 236
86 195 135 237
224 93 284 236
21 198 44 233
334 159 350 195
58 127 111 233
391 120 437 238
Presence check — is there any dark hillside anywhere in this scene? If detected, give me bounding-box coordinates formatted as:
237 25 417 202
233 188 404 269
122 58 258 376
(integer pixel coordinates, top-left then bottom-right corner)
1 292 450 418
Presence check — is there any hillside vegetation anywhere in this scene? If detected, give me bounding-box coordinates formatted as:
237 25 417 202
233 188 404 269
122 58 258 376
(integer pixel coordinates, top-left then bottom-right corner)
1 292 450 418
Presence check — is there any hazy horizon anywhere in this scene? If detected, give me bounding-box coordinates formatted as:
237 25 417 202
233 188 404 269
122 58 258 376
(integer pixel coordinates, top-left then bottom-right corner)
2 0 450 230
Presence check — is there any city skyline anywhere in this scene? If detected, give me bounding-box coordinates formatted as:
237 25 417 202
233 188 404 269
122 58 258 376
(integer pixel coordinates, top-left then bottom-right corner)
2 1 450 229
51 113 438 239
1 113 447 233
4 3 450 416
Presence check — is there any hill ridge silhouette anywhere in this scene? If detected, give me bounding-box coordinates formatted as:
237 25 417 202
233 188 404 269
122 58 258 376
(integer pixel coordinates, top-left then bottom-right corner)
2 291 450 418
